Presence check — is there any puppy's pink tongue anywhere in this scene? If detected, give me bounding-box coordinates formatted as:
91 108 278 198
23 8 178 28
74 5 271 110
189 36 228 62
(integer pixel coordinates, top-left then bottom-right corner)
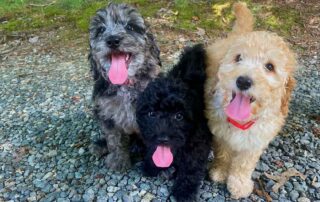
225 93 251 121
108 53 128 85
152 146 173 168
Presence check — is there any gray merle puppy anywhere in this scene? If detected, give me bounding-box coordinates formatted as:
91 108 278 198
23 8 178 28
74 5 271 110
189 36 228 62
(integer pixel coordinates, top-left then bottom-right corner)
89 3 161 171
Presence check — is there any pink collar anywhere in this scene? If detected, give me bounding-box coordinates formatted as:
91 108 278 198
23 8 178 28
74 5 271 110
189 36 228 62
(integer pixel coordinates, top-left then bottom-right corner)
227 117 256 130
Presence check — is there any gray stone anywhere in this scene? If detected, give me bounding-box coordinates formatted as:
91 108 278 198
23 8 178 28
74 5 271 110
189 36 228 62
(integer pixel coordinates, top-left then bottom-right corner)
208 195 225 202
312 182 320 188
140 183 150 191
284 181 294 192
201 192 213 199
256 162 270 171
298 197 311 202
293 182 305 192
122 195 134 202
78 147 85 155
57 198 70 202
83 188 95 202
32 179 46 189
290 190 300 201
75 172 82 179
97 195 109 202
107 179 117 186
72 194 82 201
158 186 169 196
1 30 319 202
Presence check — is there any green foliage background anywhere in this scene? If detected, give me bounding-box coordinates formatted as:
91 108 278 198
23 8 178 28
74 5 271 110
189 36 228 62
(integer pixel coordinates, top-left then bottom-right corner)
0 0 302 38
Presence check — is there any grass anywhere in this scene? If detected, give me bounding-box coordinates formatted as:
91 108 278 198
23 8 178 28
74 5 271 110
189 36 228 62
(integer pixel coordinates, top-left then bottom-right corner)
0 0 107 32
0 0 303 40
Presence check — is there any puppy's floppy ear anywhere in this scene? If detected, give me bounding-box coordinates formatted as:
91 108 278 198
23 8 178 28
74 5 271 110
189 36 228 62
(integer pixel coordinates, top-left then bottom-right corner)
146 30 161 67
107 2 114 8
280 45 297 116
280 75 296 117
88 51 99 81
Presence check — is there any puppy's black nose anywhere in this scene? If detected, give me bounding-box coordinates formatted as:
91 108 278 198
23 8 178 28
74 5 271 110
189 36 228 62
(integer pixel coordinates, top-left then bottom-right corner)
106 35 122 48
158 136 169 144
236 76 253 91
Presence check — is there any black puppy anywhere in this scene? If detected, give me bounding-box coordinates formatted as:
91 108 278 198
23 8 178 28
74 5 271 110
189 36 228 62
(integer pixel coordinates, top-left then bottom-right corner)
136 44 212 201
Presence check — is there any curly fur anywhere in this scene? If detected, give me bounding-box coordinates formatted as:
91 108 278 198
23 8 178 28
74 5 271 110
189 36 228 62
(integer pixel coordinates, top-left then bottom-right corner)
89 3 161 171
205 2 297 199
136 44 212 202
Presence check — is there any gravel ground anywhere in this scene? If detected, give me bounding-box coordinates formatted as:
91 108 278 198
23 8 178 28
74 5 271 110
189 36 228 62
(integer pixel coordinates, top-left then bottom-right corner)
0 39 319 202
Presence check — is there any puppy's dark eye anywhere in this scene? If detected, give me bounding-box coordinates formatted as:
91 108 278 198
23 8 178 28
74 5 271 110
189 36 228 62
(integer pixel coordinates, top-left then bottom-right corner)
126 24 134 31
148 111 156 117
265 63 275 72
125 23 145 34
174 112 183 121
235 54 242 62
97 27 106 34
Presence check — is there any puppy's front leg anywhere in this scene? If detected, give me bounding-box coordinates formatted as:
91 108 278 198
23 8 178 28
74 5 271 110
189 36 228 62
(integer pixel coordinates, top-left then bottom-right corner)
103 124 131 171
142 152 162 177
227 150 262 199
209 137 232 183
172 139 210 202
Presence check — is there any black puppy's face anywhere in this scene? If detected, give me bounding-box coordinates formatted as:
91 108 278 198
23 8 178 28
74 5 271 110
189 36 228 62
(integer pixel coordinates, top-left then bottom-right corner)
136 78 194 167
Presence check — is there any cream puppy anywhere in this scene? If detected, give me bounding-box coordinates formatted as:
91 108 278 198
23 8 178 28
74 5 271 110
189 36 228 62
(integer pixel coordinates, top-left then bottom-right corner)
205 2 297 199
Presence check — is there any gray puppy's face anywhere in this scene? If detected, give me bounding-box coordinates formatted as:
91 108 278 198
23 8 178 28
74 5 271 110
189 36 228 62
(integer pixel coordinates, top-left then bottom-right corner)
89 3 150 85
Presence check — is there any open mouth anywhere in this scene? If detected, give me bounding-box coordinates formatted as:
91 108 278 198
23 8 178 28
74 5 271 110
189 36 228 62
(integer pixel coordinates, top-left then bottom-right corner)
231 91 255 103
107 52 132 85
107 52 132 61
226 91 255 121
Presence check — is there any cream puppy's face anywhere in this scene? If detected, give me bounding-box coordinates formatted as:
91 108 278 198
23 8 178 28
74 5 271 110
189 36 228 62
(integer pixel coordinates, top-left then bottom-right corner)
215 31 296 121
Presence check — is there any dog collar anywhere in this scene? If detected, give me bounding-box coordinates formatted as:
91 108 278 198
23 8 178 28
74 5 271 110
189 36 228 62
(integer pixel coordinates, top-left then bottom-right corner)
123 79 134 86
227 117 256 130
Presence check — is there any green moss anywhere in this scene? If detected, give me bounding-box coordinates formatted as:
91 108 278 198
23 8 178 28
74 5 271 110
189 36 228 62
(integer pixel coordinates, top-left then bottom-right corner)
0 0 303 40
56 0 86 10
270 6 302 35
252 3 302 36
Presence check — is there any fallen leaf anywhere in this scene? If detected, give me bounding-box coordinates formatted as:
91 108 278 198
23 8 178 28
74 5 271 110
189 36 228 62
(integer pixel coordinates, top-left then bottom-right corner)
192 16 199 21
16 168 23 174
72 143 82 148
309 16 320 25
172 11 179 16
274 160 284 168
13 147 30 162
311 127 320 137
311 176 320 188
253 179 272 202
16 147 30 155
310 114 320 123
71 96 81 103
95 174 104 179
264 168 306 193
29 36 39 44
253 188 264 198
0 142 13 152
195 27 206 37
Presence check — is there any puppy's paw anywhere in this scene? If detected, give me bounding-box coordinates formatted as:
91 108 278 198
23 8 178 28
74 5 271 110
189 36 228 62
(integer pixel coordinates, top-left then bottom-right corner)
171 181 198 202
227 175 253 199
104 152 131 171
209 168 227 183
159 167 176 180
172 190 197 202
142 161 161 177
90 139 108 157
